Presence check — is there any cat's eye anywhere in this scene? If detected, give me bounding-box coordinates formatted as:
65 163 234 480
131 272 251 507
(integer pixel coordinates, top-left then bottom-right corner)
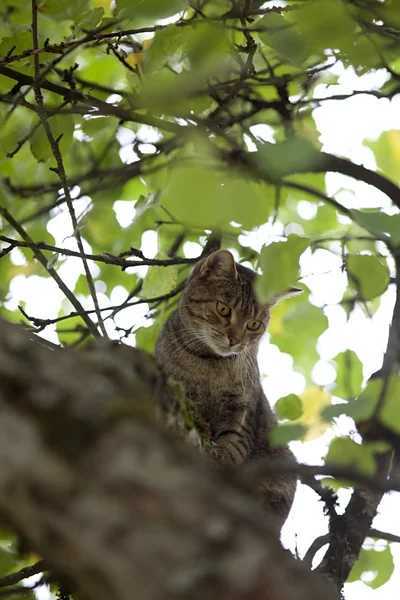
247 320 262 331
216 301 231 317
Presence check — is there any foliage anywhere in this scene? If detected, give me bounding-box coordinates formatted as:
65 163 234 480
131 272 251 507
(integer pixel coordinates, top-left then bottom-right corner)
1 0 400 597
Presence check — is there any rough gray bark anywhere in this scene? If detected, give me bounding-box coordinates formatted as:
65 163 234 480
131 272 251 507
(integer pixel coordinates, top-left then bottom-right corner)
0 317 335 600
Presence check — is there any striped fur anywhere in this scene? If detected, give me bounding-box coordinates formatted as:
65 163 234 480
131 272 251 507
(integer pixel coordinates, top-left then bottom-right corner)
156 250 297 530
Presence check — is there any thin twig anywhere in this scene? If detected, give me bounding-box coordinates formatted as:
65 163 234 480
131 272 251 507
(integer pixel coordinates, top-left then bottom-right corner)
0 235 199 268
0 206 98 337
0 560 47 588
31 0 107 338
18 284 186 332
303 528 400 568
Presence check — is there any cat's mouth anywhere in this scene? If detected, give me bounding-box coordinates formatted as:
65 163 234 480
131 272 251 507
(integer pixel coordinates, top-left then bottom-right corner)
193 328 242 357
209 340 242 357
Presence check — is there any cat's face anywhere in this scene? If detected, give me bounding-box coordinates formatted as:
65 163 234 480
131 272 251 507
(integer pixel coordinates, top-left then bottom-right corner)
180 251 271 357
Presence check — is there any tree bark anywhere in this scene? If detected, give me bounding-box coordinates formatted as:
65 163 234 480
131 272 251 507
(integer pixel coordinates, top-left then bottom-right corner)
0 318 335 600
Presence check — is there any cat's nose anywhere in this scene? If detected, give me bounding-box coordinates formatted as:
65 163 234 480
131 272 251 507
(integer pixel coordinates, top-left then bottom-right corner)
229 336 241 347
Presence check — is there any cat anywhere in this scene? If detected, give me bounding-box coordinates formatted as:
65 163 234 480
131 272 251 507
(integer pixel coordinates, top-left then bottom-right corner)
156 249 300 529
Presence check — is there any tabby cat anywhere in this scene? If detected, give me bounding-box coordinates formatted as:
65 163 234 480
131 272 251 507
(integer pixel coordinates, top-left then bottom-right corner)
156 250 300 529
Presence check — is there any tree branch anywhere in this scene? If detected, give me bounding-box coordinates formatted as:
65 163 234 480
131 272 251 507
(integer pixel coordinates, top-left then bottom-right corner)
0 318 337 600
312 255 400 590
0 206 99 337
31 0 107 338
303 528 400 569
0 236 198 269
0 561 47 589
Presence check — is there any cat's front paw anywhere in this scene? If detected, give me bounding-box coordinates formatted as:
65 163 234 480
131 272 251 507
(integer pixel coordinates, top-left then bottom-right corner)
210 445 221 461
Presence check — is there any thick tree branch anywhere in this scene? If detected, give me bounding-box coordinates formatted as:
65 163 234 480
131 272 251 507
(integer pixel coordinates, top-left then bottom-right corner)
246 141 400 211
304 528 400 568
313 256 400 590
0 318 336 600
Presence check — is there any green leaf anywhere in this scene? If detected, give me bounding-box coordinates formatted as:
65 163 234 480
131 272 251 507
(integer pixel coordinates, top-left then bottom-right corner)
333 350 363 400
346 254 390 301
348 377 400 435
142 26 187 74
0 546 19 576
74 273 89 296
200 0 231 18
289 0 355 59
326 437 375 475
323 379 379 424
326 438 389 476
81 117 110 137
78 47 127 88
142 261 179 298
85 202 122 250
253 139 326 182
0 106 33 162
364 130 400 185
73 7 104 37
135 321 162 354
116 0 187 21
139 24 232 114
275 394 303 420
41 0 90 21
256 235 309 303
160 163 273 230
270 424 307 447
269 298 328 375
258 13 308 67
118 178 148 202
348 545 394 589
0 524 16 545
30 116 74 164
352 209 400 247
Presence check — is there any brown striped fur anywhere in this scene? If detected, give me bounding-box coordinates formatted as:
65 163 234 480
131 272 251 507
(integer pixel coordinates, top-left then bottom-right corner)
156 250 299 529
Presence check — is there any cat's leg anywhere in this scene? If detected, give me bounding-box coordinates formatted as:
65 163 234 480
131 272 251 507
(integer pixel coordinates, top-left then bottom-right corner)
252 445 297 529
210 399 252 465
212 428 251 465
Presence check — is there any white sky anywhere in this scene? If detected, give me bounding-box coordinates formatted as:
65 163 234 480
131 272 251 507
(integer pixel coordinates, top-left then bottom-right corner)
2 60 400 598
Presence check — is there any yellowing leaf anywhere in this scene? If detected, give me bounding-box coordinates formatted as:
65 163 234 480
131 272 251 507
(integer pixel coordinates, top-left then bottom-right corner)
296 387 332 440
268 311 283 336
142 38 152 51
126 52 144 68
365 130 400 184
387 130 400 163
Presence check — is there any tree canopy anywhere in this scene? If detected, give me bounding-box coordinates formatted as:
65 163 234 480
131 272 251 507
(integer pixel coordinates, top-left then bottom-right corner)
1 0 400 599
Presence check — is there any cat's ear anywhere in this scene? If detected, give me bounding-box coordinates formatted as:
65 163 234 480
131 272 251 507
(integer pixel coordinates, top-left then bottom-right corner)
267 287 303 307
199 250 237 279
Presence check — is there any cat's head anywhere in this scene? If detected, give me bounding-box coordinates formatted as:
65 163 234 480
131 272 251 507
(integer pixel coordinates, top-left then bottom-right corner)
180 250 301 357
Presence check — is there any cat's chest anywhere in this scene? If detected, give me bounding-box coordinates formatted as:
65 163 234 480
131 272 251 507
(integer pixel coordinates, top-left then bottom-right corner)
180 365 233 398
178 359 254 409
